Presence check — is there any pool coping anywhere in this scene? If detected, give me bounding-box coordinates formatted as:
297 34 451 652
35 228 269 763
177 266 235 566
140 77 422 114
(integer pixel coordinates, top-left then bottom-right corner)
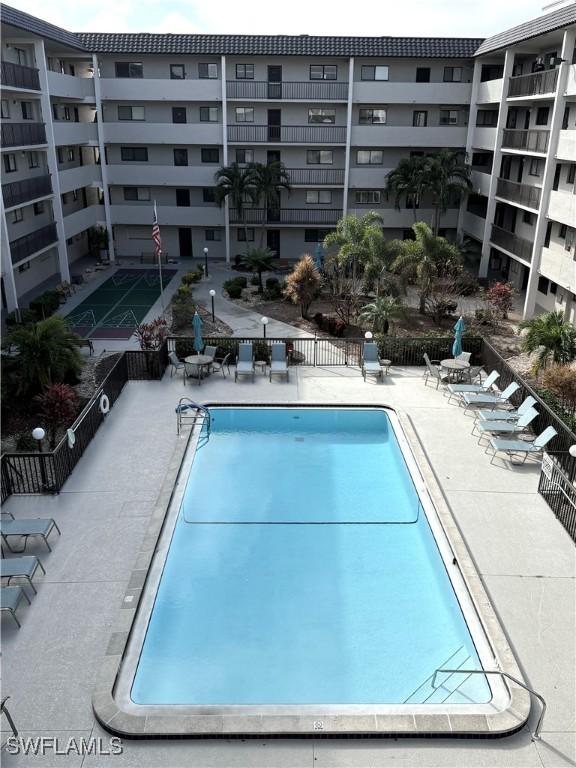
92 402 531 738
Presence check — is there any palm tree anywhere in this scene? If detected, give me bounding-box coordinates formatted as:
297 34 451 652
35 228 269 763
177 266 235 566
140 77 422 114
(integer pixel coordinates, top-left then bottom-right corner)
214 163 257 243
323 212 385 286
242 247 276 293
426 150 472 235
390 222 462 314
359 296 407 335
385 156 430 222
519 311 576 374
250 161 291 246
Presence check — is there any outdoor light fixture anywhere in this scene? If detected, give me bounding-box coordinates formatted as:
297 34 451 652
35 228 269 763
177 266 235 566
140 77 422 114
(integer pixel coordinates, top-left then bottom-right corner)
209 289 216 323
569 445 576 458
365 331 373 340
32 427 48 490
261 316 269 338
203 247 209 278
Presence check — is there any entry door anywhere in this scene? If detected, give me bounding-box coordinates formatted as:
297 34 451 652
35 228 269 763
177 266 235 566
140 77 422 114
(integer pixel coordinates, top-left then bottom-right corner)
523 110 531 130
267 65 282 99
500 155 511 180
267 230 280 257
178 227 193 258
267 150 281 164
268 109 281 142
506 108 517 129
552 163 561 191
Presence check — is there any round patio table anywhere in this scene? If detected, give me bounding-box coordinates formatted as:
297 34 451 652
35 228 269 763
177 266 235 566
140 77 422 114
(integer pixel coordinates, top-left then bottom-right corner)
440 358 470 382
184 354 213 385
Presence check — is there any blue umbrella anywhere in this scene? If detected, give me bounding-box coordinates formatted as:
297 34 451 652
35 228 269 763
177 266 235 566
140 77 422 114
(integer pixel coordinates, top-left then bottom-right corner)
452 316 465 358
314 243 324 271
192 311 204 353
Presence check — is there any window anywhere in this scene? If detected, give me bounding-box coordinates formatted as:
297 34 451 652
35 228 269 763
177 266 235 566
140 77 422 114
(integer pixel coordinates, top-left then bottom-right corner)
443 66 463 82
57 147 64 163
308 108 336 124
355 190 381 204
33 201 45 215
205 229 222 241
522 211 534 225
1 99 9 118
173 148 188 166
63 106 71 121
544 221 552 247
123 187 150 201
361 65 389 81
67 148 75 161
72 189 79 201
413 110 428 127
3 154 17 173
306 190 332 204
536 106 549 126
201 148 220 163
170 64 185 80
476 110 498 127
529 158 542 176
28 151 39 168
359 108 387 124
121 147 149 162
305 229 332 242
415 67 430 82
568 164 576 184
15 47 27 66
172 107 187 124
235 107 254 122
550 281 558 294
52 104 59 120
559 223 567 239
200 106 218 122
440 109 460 126
238 228 255 242
202 188 216 203
538 276 549 294
356 149 383 165
115 62 143 78
199 63 218 79
236 148 254 164
310 65 337 80
307 150 333 165
176 189 190 207
11 209 23 223
236 64 254 79
118 105 145 121
20 101 32 120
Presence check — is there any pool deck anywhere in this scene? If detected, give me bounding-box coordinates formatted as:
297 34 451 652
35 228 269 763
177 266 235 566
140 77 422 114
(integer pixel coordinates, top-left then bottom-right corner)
2 366 574 767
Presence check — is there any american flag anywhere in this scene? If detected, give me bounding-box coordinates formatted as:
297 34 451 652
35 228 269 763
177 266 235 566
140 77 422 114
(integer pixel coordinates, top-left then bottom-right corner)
152 202 162 262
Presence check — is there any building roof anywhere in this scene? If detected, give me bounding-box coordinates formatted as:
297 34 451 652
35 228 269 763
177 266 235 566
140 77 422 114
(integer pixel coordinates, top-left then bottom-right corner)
74 33 484 58
475 3 576 56
0 3 86 50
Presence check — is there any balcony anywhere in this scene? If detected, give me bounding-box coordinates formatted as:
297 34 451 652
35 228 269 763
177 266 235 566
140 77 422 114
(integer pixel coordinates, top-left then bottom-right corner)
102 122 221 145
353 81 471 105
0 60 40 91
490 224 533 263
351 125 468 148
227 125 347 144
1 122 47 148
53 122 98 146
548 190 576 229
287 168 345 186
9 223 58 265
501 129 549 154
47 71 96 100
470 169 491 197
229 208 343 225
472 126 496 151
64 205 105 239
99 78 220 102
495 178 541 210
507 68 558 99
106 164 216 187
110 205 224 227
540 245 576 291
556 130 575 161
2 174 52 209
58 164 103 194
226 81 348 101
462 212 486 241
476 78 503 104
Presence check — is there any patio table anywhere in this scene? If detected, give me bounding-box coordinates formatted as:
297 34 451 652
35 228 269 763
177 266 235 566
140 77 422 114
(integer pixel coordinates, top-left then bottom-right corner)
441 358 470 382
184 354 213 386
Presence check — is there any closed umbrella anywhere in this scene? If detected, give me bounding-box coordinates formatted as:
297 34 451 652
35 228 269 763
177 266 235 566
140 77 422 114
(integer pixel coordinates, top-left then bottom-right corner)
452 316 465 358
192 311 204 353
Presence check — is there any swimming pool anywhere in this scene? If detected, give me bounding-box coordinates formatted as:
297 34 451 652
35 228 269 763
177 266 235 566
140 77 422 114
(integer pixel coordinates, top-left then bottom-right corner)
104 405 530 736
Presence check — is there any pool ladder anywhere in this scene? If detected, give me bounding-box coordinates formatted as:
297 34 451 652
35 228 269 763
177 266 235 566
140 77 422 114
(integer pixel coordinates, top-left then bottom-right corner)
176 398 211 437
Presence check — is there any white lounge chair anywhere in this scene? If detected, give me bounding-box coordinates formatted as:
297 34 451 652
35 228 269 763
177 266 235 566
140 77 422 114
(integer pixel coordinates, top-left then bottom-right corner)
235 342 255 382
474 407 538 442
362 343 384 381
1 517 61 553
487 426 557 465
445 370 499 403
269 343 289 381
475 395 537 425
462 382 520 412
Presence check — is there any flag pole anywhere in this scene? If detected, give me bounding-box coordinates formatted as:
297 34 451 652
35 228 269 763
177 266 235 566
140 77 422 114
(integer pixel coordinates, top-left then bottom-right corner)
153 200 165 315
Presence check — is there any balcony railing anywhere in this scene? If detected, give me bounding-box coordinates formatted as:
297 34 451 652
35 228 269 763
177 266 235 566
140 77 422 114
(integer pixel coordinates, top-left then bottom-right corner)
287 168 345 185
226 81 348 100
228 125 347 144
490 224 533 262
230 208 343 225
1 122 47 148
496 178 542 210
501 128 549 154
0 60 40 91
508 68 559 98
2 174 52 209
9 223 58 264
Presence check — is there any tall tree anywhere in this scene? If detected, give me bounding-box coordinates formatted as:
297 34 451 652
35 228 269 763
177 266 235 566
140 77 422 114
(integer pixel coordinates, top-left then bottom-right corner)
385 156 430 222
214 163 257 243
426 150 472 235
323 212 385 286
520 311 576 374
250 161 291 246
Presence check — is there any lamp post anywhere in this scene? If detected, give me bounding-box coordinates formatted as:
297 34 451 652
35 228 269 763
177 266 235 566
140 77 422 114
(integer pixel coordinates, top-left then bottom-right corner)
261 316 269 339
569 445 576 458
364 331 373 340
32 427 48 491
203 247 209 278
209 289 216 323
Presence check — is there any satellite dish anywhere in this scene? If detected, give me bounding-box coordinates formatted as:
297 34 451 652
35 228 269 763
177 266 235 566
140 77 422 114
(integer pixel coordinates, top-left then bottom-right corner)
67 429 76 449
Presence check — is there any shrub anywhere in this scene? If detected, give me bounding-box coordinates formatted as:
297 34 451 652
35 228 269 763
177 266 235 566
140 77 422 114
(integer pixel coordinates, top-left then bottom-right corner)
174 339 197 359
253 340 270 363
224 281 243 299
313 312 324 327
29 290 61 320
486 281 515 318
283 255 322 318
171 301 195 328
541 365 576 415
181 271 202 286
134 316 168 351
265 277 279 290
15 431 38 452
175 285 193 301
5 308 37 327
232 276 248 288
474 307 497 326
35 383 80 448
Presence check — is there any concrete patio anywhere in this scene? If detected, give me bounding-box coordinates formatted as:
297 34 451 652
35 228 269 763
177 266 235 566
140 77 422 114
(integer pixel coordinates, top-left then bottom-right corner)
1 364 574 767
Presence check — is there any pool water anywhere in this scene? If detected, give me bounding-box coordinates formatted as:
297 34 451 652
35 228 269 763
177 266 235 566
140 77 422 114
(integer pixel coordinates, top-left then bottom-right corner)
132 407 490 706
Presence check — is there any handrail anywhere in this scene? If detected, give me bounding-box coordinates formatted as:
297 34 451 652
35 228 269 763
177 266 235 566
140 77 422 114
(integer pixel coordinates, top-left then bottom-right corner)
176 398 211 436
432 668 546 739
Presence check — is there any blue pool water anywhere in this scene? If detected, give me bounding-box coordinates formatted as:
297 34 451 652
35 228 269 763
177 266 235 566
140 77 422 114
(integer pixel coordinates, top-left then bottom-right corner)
132 407 490 706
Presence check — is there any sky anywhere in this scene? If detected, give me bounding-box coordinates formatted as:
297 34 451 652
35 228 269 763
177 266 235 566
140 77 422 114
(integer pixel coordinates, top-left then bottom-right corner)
5 0 548 37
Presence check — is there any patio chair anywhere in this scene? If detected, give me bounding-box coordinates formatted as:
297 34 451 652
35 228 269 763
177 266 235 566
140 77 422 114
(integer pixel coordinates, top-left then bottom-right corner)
0 555 46 595
423 353 449 389
456 351 472 364
462 382 521 413
474 407 538 442
269 343 289 382
1 586 30 629
362 343 385 381
487 425 557 465
235 342 255 382
211 353 232 378
475 395 537 425
464 365 484 384
1 517 61 553
445 370 500 403
203 345 217 362
168 351 185 379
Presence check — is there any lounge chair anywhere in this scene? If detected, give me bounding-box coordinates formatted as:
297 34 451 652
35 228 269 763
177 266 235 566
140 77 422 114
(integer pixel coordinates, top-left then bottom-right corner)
1 586 30 629
462 382 520 412
0 555 46 594
445 370 500 403
475 395 537 424
235 342 255 382
474 407 538 442
269 343 289 381
211 352 232 378
487 426 557 465
168 351 185 379
423 353 449 389
362 342 385 381
1 518 61 553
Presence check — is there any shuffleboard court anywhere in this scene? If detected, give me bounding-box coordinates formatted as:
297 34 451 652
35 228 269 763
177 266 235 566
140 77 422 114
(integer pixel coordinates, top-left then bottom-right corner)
64 269 177 339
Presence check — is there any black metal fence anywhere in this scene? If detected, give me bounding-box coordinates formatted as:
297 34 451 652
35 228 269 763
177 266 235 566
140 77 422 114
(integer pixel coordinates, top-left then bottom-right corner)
538 453 576 542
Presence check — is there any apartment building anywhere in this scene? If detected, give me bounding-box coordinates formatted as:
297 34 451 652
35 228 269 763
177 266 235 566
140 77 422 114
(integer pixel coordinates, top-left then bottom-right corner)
0 2 575 322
